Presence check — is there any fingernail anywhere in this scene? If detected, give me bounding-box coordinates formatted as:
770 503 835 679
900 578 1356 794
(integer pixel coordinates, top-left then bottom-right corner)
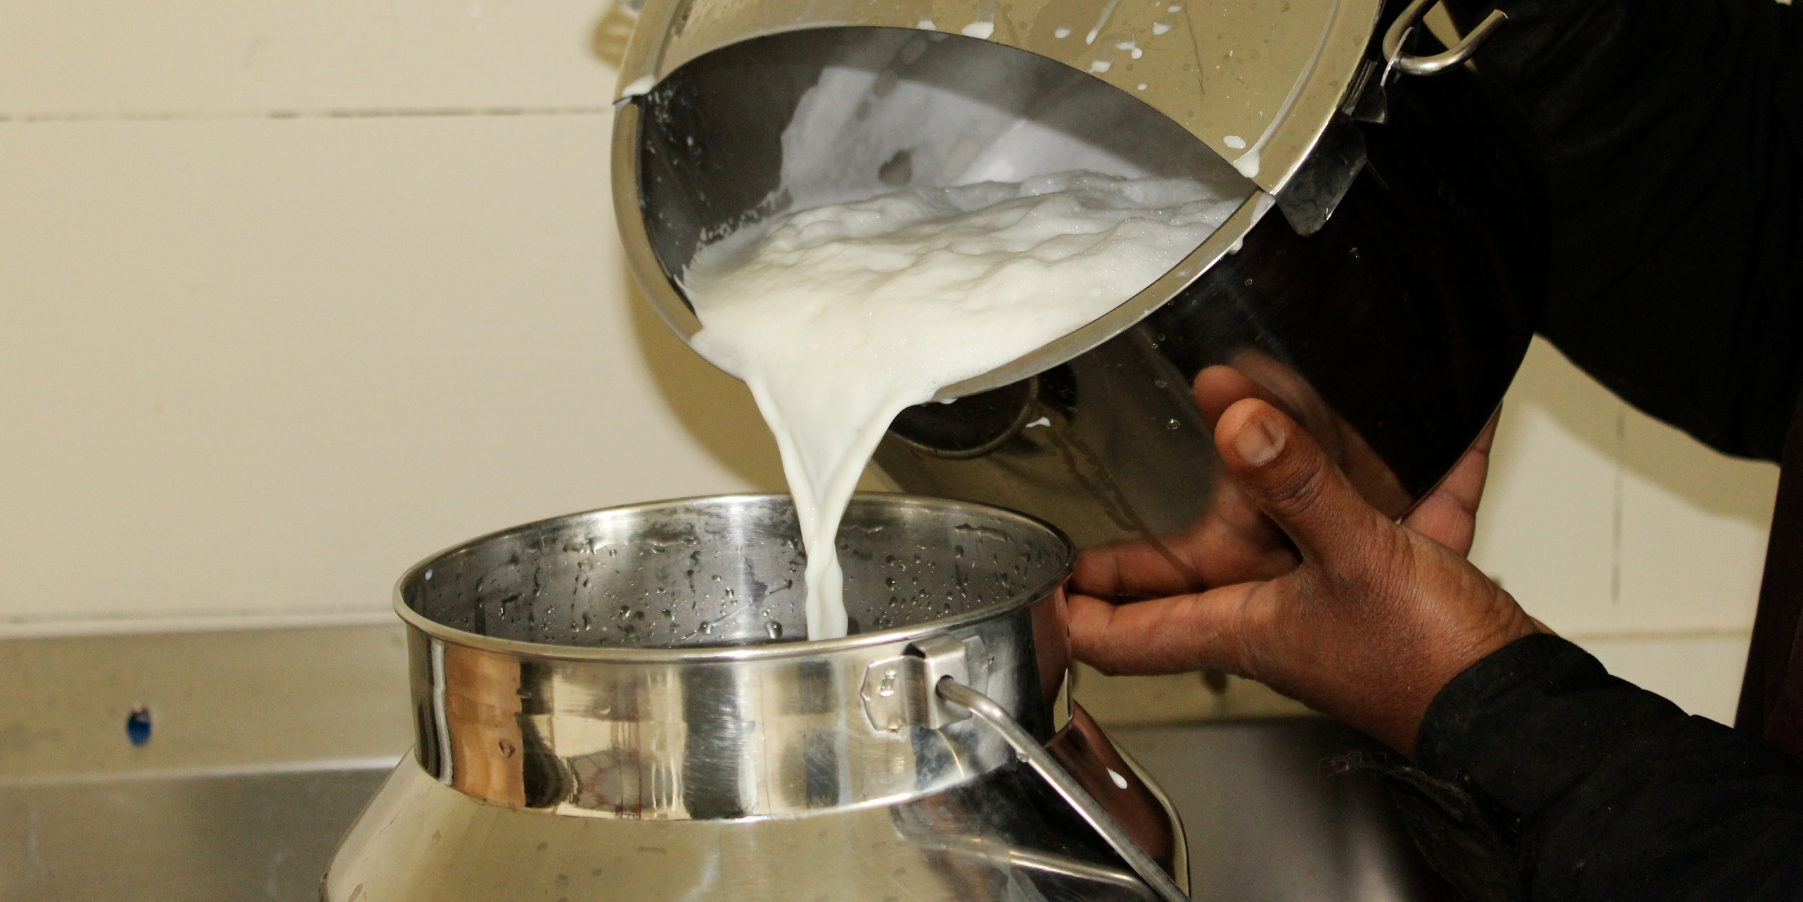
1234 414 1284 466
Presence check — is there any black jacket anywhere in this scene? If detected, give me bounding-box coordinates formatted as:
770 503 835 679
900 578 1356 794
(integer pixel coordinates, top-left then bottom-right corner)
1394 0 1803 898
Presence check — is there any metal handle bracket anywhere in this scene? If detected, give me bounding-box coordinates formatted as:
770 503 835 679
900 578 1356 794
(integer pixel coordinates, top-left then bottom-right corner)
861 634 974 731
860 639 1189 900
1382 0 1507 77
936 679 1192 902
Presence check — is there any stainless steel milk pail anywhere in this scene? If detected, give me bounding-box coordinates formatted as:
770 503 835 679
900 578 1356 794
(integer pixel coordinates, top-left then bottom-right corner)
323 494 1188 901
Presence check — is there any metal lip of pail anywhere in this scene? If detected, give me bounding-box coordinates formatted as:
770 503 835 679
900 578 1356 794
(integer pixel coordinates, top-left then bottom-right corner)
392 492 1076 663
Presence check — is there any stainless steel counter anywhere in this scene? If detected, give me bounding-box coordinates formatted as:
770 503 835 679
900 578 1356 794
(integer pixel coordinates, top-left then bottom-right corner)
0 765 390 901
0 718 1453 902
1112 720 1457 902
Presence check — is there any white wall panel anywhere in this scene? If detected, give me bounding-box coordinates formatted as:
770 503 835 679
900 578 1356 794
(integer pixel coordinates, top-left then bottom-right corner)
1471 338 1777 713
0 113 784 631
1469 339 1620 627
1578 632 1752 725
1617 408 1776 632
0 0 620 117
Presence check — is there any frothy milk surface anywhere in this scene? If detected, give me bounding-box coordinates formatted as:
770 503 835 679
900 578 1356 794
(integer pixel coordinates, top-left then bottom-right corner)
684 171 1237 639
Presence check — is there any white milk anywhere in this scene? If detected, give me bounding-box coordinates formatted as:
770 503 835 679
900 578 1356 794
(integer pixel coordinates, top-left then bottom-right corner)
684 171 1237 639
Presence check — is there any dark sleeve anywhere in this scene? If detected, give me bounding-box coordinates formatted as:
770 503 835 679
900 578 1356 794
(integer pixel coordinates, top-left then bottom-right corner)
1435 0 1803 461
1396 634 1803 901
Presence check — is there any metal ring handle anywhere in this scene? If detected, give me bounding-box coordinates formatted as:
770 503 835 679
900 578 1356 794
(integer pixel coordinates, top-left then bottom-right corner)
936 678 1192 902
1382 0 1508 77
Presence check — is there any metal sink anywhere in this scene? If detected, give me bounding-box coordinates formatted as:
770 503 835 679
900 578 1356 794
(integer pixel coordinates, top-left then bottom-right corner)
0 718 1452 902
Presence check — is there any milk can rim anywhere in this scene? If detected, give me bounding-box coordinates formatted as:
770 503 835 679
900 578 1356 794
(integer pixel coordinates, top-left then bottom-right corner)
390 492 1076 663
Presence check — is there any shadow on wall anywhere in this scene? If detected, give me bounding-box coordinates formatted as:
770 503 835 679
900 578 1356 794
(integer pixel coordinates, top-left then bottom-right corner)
592 3 635 69
1501 338 1777 527
622 269 789 491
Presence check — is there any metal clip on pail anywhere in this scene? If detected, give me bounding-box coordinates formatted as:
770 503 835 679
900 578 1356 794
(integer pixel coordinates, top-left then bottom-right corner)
324 494 1191 901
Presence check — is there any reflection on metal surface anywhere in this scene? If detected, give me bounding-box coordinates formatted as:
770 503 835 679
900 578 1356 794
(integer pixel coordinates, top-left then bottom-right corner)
912 834 1152 893
616 0 1380 194
329 753 1179 902
325 495 1188 901
1275 112 1369 236
0 716 1455 901
1113 718 1464 902
940 681 1191 902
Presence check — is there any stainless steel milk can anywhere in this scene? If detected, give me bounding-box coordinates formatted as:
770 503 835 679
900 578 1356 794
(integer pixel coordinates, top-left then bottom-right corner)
323 495 1190 901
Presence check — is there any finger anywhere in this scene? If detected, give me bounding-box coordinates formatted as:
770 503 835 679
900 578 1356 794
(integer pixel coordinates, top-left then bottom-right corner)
1070 490 1299 601
1402 408 1500 555
1071 539 1201 601
1192 365 1273 427
1063 364 1269 604
1067 586 1263 676
1213 398 1393 570
1192 363 1329 437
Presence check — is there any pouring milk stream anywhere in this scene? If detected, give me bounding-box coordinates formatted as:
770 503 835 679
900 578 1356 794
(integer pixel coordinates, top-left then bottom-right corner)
684 171 1237 638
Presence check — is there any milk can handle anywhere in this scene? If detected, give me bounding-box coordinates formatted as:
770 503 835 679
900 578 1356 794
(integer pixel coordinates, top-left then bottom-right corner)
1381 0 1508 76
935 678 1192 902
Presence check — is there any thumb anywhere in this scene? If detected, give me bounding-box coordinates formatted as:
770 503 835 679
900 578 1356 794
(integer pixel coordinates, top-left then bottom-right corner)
1213 398 1393 569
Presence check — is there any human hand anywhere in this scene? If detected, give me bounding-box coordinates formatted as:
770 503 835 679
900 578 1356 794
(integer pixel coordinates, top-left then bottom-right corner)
1073 360 1415 602
1067 392 1540 755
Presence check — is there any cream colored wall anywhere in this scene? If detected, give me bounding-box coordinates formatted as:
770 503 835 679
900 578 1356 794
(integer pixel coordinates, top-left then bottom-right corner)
0 1 785 634
0 3 1779 727
1471 339 1779 723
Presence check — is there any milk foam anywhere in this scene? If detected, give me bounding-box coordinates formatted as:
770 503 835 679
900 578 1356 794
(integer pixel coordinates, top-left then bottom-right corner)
684 171 1237 639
